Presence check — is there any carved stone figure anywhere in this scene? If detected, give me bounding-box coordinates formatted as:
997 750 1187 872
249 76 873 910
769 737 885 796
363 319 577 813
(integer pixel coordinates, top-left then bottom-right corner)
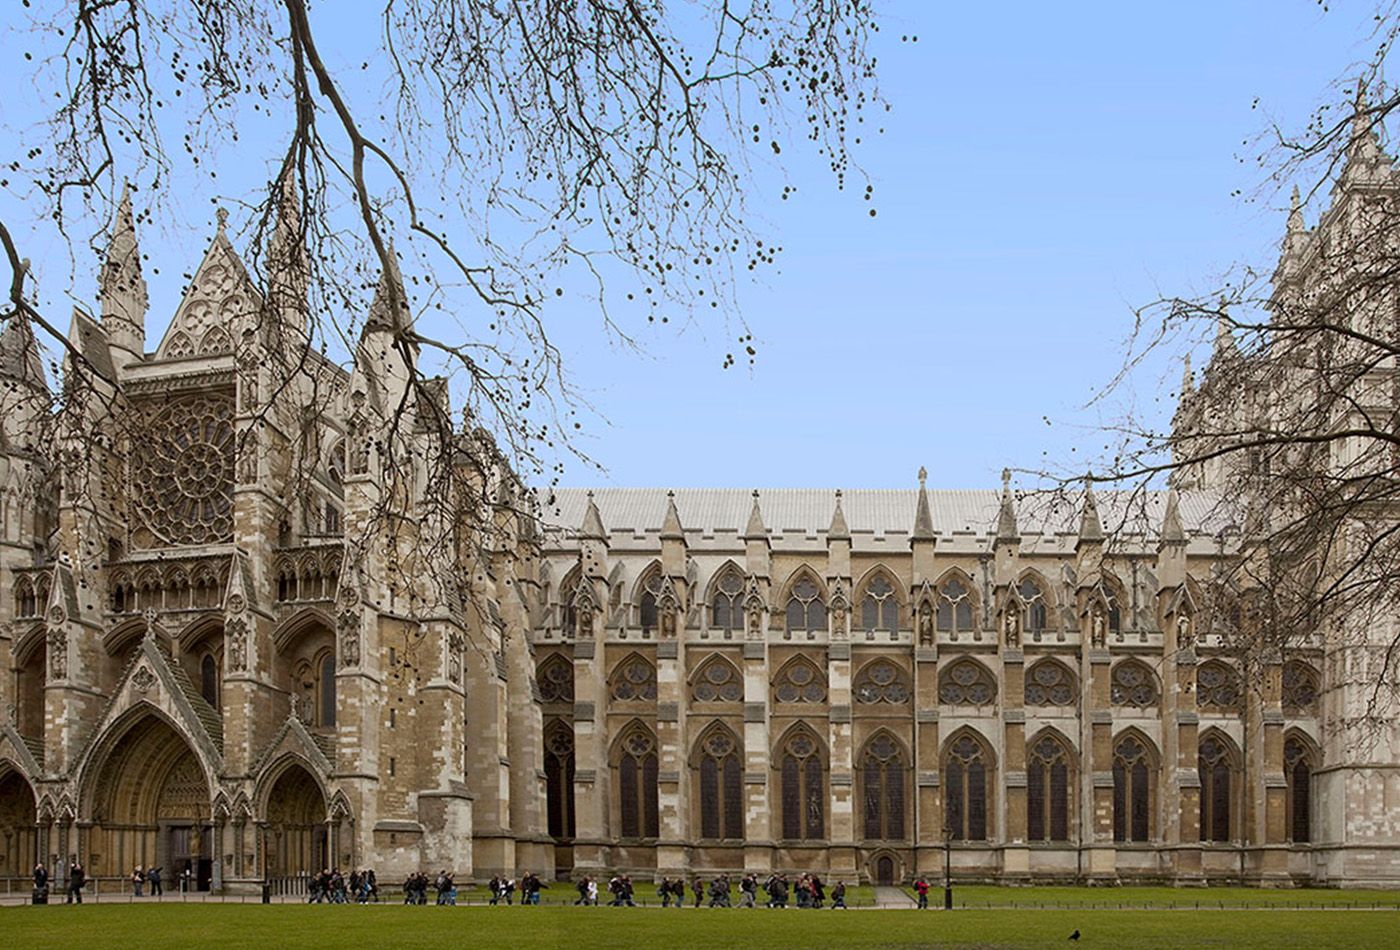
661 610 676 639
47 630 67 679
132 666 156 694
1091 606 1106 648
1177 613 1196 650
226 617 248 672
576 608 593 639
919 603 934 646
747 607 762 640
1004 608 1020 648
339 610 361 667
448 633 464 684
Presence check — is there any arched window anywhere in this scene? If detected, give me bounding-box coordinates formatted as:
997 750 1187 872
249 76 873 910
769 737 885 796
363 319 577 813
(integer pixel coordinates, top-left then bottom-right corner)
711 568 746 634
779 730 824 840
1027 734 1071 842
785 574 826 634
1024 659 1076 707
617 725 659 838
1197 662 1242 712
200 653 219 709
1104 587 1123 635
558 570 580 633
1284 736 1313 844
1282 661 1320 716
773 657 827 704
861 574 899 633
1110 660 1158 708
609 655 658 702
537 654 575 704
691 656 743 704
1113 734 1153 843
638 571 664 634
938 658 996 706
1198 734 1235 843
854 660 912 705
945 733 991 841
14 576 37 618
861 733 906 841
318 653 336 728
697 727 744 840
935 577 974 633
1018 578 1048 636
544 719 576 839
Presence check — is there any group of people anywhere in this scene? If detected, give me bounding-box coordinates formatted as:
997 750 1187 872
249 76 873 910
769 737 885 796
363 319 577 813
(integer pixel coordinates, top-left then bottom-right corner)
129 865 164 897
307 868 380 903
483 871 546 905
32 862 87 904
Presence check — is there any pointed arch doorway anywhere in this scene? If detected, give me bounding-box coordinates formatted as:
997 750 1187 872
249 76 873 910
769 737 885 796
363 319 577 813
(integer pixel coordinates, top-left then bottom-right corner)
875 854 896 886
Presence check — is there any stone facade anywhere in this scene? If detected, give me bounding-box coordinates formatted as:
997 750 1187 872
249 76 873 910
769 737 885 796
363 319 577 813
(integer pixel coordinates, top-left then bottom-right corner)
3 120 1400 889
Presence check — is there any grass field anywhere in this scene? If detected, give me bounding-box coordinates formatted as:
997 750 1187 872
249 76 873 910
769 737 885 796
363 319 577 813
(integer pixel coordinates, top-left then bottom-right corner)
2 902 1397 949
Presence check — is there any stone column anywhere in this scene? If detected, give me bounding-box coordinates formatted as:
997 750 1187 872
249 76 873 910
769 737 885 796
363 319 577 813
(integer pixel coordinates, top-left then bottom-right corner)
1084 644 1116 882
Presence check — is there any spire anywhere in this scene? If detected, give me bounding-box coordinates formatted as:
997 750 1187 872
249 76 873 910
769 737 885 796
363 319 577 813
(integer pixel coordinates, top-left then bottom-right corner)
0 314 47 390
1180 353 1194 399
912 466 934 541
267 168 309 332
1287 184 1304 234
660 490 685 540
99 180 148 364
743 489 768 541
366 241 411 333
996 468 1019 542
828 489 850 541
1347 76 1387 167
579 490 607 541
1212 303 1239 364
1078 476 1105 543
1160 488 1185 545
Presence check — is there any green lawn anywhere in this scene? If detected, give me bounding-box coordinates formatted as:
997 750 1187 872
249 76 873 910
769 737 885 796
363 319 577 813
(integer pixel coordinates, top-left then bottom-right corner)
2 903 1397 949
928 884 1400 909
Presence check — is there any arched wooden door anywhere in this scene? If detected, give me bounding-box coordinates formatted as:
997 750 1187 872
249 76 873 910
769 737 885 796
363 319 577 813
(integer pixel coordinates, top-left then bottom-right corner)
875 855 895 886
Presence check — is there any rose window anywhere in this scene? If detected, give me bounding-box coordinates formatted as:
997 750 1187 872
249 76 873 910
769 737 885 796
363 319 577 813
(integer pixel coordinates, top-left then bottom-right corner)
774 659 827 704
131 395 236 546
938 658 996 705
692 659 743 703
609 656 658 701
1025 660 1076 706
855 660 912 704
1110 661 1158 708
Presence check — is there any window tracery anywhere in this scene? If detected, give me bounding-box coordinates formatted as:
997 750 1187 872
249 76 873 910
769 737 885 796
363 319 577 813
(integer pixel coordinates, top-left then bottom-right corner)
1282 661 1319 715
779 730 824 840
1018 578 1049 637
861 733 905 841
1112 734 1152 843
131 394 236 547
1110 660 1158 708
1284 736 1313 844
1197 661 1242 712
1198 734 1235 843
944 734 990 841
697 728 744 840
938 658 996 706
935 577 974 634
855 659 911 705
617 725 659 838
538 654 575 704
609 656 658 702
710 568 746 634
544 719 576 839
773 657 827 704
692 657 743 703
785 575 827 634
1024 659 1076 707
1027 735 1071 842
638 570 664 635
860 574 899 633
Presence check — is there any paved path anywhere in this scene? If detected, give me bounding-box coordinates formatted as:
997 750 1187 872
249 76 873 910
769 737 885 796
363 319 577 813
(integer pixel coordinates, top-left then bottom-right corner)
873 886 914 908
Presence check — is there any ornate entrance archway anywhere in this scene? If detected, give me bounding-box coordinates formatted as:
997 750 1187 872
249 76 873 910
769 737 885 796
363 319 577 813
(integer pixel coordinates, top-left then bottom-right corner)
0 766 38 884
263 762 327 878
87 713 213 889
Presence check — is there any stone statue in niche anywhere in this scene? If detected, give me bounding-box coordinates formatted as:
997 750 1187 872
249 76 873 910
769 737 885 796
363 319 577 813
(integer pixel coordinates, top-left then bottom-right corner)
832 604 846 640
1091 605 1106 648
660 610 676 639
576 608 593 639
919 603 934 646
1177 613 1196 650
747 608 762 640
1003 608 1019 648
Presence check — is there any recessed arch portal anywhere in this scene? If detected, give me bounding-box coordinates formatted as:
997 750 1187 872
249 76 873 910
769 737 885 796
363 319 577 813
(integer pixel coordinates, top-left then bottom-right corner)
0 765 38 882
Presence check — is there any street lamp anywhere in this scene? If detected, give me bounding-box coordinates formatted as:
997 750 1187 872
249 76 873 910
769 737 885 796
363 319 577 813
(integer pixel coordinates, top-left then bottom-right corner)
942 825 953 910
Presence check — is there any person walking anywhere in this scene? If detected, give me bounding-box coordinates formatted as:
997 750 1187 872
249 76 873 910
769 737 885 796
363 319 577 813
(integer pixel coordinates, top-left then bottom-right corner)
66 861 85 904
586 877 598 906
913 875 931 910
831 881 847 909
738 873 756 908
691 876 703 908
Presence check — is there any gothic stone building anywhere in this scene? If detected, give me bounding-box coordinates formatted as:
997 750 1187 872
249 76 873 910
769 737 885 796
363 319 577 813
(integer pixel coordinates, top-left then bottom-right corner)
5 120 1400 889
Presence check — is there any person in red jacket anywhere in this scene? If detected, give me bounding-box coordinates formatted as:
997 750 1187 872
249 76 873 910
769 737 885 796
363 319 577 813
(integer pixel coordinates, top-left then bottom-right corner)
913 875 931 910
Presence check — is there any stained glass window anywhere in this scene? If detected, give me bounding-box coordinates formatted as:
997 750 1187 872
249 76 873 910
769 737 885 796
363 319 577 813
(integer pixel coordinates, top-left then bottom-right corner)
786 576 827 633
1197 662 1242 712
200 653 219 709
545 719 576 839
617 725 659 838
1018 578 1048 635
538 654 575 704
773 657 827 704
1024 660 1076 707
1284 737 1312 843
692 657 744 703
609 655 658 702
861 733 905 841
1113 735 1152 843
1198 735 1234 843
1281 661 1319 715
780 731 824 840
861 574 900 632
935 578 974 633
697 728 744 840
938 659 996 706
1027 735 1070 842
711 569 746 633
1110 660 1158 708
945 734 989 841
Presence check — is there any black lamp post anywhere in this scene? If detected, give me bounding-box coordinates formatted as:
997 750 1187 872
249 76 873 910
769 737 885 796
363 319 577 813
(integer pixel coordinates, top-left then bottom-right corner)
942 825 953 910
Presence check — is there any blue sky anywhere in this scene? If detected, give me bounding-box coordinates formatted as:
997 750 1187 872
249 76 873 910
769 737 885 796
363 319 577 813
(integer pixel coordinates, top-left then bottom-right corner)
1 2 1380 490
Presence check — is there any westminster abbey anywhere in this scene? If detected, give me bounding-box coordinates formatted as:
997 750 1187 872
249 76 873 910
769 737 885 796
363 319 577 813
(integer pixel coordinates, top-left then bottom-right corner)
4 120 1400 891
